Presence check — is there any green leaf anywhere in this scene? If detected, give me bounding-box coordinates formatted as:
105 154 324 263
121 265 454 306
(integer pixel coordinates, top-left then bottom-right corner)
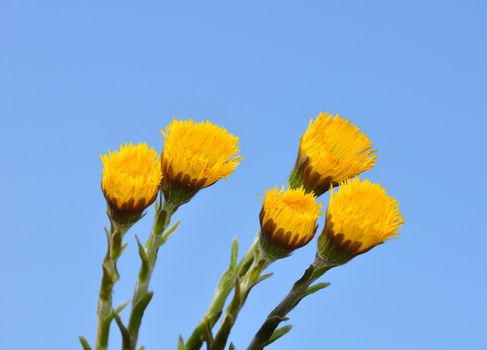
112 310 130 348
114 300 130 314
203 318 214 346
101 261 114 287
177 335 185 350
228 278 241 314
229 342 236 350
304 282 331 298
264 325 293 346
128 291 154 335
239 255 254 277
78 336 92 350
112 228 123 258
135 235 150 281
155 197 161 212
230 237 239 269
159 220 180 246
120 242 128 255
255 272 273 284
134 291 153 315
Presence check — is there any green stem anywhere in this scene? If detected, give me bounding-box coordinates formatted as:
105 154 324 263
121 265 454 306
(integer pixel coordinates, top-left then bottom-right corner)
247 256 332 350
124 200 177 350
96 222 129 350
211 243 274 350
185 238 259 350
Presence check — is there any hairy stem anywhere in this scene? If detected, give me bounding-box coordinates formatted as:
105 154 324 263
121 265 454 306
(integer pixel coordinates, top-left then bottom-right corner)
210 244 273 350
247 257 332 350
96 222 129 350
124 200 178 350
185 238 259 350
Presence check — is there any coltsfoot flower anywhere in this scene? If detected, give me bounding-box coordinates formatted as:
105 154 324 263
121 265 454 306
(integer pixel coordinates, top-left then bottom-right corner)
318 177 404 265
289 112 377 196
259 186 322 258
101 143 162 223
160 119 241 204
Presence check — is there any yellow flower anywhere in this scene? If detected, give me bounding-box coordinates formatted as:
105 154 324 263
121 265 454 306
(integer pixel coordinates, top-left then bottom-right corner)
101 143 161 219
259 186 322 255
289 112 377 196
318 178 404 264
160 119 241 202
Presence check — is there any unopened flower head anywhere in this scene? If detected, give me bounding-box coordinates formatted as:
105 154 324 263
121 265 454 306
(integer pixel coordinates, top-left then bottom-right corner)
318 178 404 265
289 112 377 196
259 186 322 257
161 119 241 203
101 143 162 222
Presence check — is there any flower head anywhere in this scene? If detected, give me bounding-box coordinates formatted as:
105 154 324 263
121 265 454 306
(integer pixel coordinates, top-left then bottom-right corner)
259 186 322 257
289 112 377 196
160 119 241 203
101 143 161 222
318 178 404 265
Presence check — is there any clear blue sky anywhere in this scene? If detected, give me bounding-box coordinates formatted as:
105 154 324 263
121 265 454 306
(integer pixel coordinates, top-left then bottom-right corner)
1 1 486 349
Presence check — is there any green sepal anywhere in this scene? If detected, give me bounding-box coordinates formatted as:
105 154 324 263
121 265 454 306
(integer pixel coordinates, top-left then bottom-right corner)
107 204 144 228
161 180 199 209
78 336 92 350
258 231 292 260
288 152 335 197
135 235 150 282
265 325 293 347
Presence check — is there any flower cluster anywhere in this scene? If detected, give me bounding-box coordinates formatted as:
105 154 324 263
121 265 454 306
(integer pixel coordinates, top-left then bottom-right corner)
84 112 404 350
260 112 402 265
101 120 242 219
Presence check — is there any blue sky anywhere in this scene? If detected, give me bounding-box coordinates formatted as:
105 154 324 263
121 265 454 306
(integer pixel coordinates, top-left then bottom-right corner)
1 1 486 349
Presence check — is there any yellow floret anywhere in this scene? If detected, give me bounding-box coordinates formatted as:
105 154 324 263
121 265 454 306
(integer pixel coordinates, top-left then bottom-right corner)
260 186 322 251
101 143 161 213
319 177 403 263
161 119 241 189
